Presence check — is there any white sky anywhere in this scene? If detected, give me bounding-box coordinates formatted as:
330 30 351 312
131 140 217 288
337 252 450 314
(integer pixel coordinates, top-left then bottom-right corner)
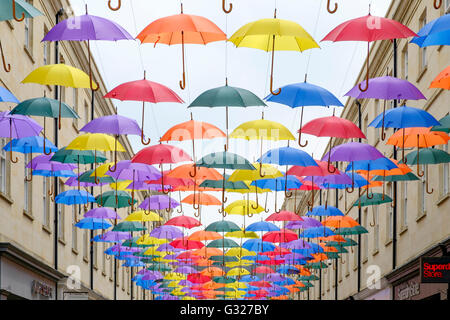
68 0 392 231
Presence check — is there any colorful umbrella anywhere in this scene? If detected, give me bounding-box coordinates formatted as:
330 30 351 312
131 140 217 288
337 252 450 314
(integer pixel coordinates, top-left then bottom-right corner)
136 4 227 89
0 87 20 104
430 66 450 91
411 13 450 47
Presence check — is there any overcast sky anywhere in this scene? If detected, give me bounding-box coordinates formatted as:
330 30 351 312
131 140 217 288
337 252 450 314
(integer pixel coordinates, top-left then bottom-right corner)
68 0 392 231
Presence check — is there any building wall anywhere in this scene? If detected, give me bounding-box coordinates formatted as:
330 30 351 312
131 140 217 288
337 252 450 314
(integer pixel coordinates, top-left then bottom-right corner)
284 0 450 300
0 0 155 300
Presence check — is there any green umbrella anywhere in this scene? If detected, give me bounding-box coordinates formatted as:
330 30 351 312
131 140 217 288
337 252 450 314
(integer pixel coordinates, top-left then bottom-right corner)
401 148 450 194
205 220 241 233
304 262 328 269
112 221 146 232
96 190 136 208
188 80 267 147
300 281 314 288
123 237 153 248
10 97 79 155
334 225 369 235
0 0 43 72
353 192 392 208
212 276 236 284
207 238 240 248
147 264 172 272
199 176 248 190
209 255 239 262
325 237 358 247
197 151 255 215
214 287 236 292
372 172 419 182
431 114 450 133
78 170 115 184
297 275 319 281
51 147 107 164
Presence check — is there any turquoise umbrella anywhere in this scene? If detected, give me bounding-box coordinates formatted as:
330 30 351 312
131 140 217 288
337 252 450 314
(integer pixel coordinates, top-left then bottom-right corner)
0 0 43 72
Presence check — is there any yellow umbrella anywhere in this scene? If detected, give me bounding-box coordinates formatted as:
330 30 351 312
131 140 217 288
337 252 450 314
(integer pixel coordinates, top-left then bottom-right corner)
67 133 125 184
181 296 196 300
227 180 273 213
226 267 250 277
138 235 168 247
226 282 248 290
125 210 162 222
90 162 115 178
230 119 296 141
225 247 256 257
225 230 259 239
164 273 186 281
225 260 254 268
225 200 264 216
228 11 319 95
22 64 98 129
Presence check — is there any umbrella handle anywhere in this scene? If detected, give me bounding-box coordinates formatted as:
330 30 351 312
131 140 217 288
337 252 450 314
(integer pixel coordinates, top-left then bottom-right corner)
264 192 270 213
340 257 346 264
366 189 374 199
284 170 293 198
369 209 376 227
327 158 336 174
222 0 232 13
0 40 11 72
25 168 33 182
358 43 370 92
298 131 308 148
189 164 197 178
425 166 433 195
141 132 151 146
179 31 186 90
108 0 121 11
326 0 338 14
270 35 281 96
12 0 25 21
434 0 442 9
346 166 355 193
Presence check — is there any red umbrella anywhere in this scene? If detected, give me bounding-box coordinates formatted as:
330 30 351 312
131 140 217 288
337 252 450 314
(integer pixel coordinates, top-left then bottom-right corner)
288 160 339 210
165 216 201 229
262 229 298 243
322 12 417 92
261 247 291 257
300 115 366 140
176 251 201 261
170 239 204 250
104 72 184 145
266 210 302 222
249 280 272 288
132 144 192 193
254 266 275 274
187 273 211 284
257 258 285 266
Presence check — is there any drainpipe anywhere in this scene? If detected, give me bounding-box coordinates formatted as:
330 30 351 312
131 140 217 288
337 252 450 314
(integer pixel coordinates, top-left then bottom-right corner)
392 39 398 271
319 190 322 300
357 100 362 293
90 90 95 292
54 7 64 300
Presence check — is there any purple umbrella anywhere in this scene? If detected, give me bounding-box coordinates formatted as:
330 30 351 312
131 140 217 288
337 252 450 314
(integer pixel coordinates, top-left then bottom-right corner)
27 154 76 185
156 243 182 252
345 76 426 141
42 10 134 91
139 194 180 212
285 217 322 229
137 269 151 276
81 114 142 136
109 244 141 253
84 207 121 220
150 225 183 240
96 231 131 242
142 271 163 281
178 280 193 286
280 240 312 250
264 273 285 282
105 160 161 207
174 266 197 274
304 172 353 209
0 111 42 165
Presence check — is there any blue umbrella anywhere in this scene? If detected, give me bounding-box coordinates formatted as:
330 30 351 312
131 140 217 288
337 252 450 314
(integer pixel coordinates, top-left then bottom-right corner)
75 217 112 230
411 14 450 47
32 169 76 177
299 226 335 238
265 81 343 147
245 221 280 232
0 87 20 104
122 260 146 267
242 239 276 253
3 136 57 153
306 205 344 217
276 266 300 276
325 173 369 189
55 189 95 205
239 275 260 282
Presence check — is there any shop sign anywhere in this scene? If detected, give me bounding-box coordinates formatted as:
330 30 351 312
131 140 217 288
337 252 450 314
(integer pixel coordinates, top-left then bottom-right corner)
420 257 450 283
396 281 420 300
31 280 53 298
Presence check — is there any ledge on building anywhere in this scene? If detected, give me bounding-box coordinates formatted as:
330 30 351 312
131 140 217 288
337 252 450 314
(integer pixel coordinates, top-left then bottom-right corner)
416 211 427 223
23 210 34 222
436 193 449 207
23 45 35 64
42 224 52 235
0 192 14 205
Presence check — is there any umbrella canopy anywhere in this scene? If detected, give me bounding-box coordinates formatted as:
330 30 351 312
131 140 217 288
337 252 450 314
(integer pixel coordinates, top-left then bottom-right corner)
136 4 227 89
165 216 201 229
430 66 450 92
229 14 319 95
75 218 112 230
112 221 146 232
306 205 344 217
84 207 121 220
55 189 95 205
411 13 450 47
80 114 142 136
205 221 241 233
0 87 20 104
96 190 136 208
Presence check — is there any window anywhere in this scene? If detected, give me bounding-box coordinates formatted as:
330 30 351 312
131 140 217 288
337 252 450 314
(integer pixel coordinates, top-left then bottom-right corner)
24 153 32 214
442 143 449 197
84 101 90 126
363 208 368 261
73 88 79 128
43 177 50 228
43 26 50 65
93 231 98 268
402 45 409 80
102 242 106 275
83 230 88 261
0 138 10 196
446 0 450 13
373 205 379 252
110 249 113 280
72 205 78 251
58 180 65 240
420 164 427 215
363 114 368 139
386 183 393 241
419 11 427 72
122 265 125 290
24 1 33 51
402 181 408 228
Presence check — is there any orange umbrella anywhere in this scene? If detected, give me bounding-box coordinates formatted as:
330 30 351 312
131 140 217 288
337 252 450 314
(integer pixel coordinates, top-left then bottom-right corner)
182 192 221 206
136 3 227 90
430 65 450 90
191 247 223 258
295 266 311 277
387 127 449 178
202 280 225 290
322 216 359 229
188 230 223 241
200 267 225 277
357 159 412 177
194 257 215 267
319 242 339 252
309 253 328 262
317 235 346 243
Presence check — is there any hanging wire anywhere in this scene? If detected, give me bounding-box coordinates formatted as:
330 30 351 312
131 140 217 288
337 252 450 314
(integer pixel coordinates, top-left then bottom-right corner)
130 0 161 139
